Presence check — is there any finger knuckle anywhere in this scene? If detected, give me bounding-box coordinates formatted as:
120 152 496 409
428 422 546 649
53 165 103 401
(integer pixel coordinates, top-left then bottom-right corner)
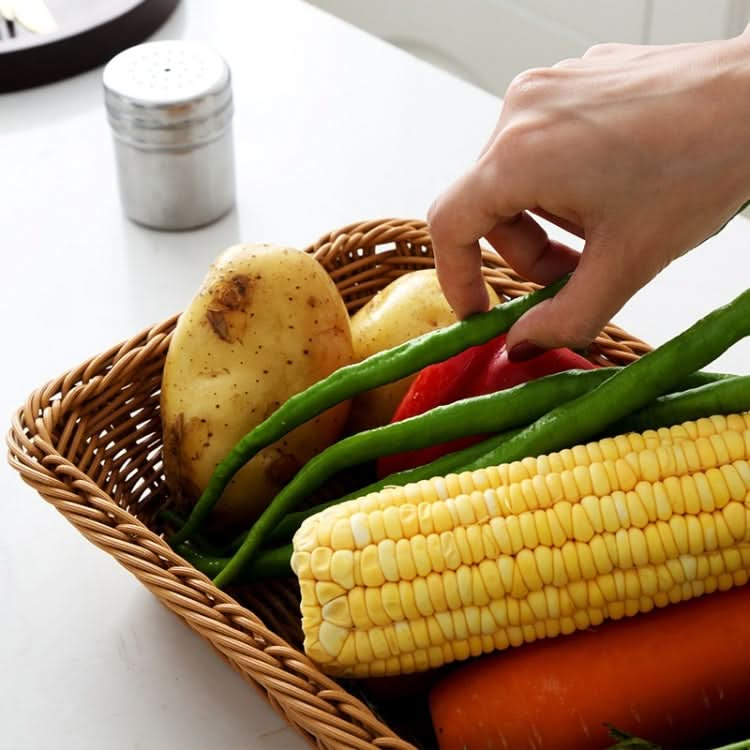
505 67 550 104
427 198 451 244
558 318 600 350
552 57 579 69
583 42 622 58
492 117 549 169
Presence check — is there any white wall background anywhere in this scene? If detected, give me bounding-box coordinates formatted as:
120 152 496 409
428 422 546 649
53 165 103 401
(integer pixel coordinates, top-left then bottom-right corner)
304 1 750 95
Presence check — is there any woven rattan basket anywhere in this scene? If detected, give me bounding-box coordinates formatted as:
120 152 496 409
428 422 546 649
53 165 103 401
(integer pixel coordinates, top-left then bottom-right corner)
7 218 651 749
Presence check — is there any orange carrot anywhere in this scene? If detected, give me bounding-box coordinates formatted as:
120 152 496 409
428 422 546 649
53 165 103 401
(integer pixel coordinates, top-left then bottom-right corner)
429 585 750 750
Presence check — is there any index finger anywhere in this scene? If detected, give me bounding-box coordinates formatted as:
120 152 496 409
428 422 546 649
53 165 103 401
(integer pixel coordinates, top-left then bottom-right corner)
428 163 523 319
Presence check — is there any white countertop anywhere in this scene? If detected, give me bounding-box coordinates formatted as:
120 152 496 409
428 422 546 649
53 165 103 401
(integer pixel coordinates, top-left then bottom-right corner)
1 2 749 748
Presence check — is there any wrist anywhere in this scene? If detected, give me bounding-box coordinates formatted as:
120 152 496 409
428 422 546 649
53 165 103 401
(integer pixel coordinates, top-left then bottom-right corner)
706 32 750 205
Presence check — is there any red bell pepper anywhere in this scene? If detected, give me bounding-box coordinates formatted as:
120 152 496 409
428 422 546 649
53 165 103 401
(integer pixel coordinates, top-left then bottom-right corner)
376 334 596 478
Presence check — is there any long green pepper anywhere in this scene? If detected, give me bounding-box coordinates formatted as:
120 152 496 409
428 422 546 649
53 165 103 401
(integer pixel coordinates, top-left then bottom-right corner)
607 373 750 434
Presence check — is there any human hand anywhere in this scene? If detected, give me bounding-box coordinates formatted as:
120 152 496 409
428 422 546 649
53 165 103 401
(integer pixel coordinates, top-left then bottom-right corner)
427 31 750 359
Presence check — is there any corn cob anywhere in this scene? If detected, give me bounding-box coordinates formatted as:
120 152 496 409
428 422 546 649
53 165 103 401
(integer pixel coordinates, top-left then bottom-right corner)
291 413 750 677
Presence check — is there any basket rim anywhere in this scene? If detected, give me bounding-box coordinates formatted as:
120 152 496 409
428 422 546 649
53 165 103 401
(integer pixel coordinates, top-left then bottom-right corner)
6 217 652 750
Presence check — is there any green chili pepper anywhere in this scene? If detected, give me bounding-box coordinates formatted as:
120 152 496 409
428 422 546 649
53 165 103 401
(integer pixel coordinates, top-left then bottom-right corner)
176 541 291 580
158 509 248 556
169 277 568 546
607 374 750 435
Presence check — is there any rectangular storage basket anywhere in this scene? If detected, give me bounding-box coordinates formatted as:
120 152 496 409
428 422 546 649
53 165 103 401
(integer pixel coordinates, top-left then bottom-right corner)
6 218 650 749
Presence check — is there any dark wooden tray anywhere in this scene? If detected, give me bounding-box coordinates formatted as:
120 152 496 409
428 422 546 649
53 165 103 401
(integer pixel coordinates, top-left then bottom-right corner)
0 0 179 93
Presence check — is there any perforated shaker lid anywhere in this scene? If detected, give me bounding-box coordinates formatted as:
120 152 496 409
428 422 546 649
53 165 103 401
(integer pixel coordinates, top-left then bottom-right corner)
103 40 232 143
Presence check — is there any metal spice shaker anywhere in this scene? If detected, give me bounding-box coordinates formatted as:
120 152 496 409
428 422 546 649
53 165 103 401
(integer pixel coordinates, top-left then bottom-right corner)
103 40 236 230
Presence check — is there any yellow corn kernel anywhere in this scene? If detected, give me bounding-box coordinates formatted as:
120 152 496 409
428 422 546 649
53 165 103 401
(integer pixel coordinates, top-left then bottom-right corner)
456 565 474 607
603 532 619 566
530 474 552 508
308 547 332 581
516 548 544 592
367 509 387 543
628 527 651 567
470 491 493 524
614 457 639 491
471 567 491 607
424 532 445 573
587 579 605 609
440 569 461 611
380 581 404 622
576 540 598 579
720 464 746 502
590 535 613 575
600 494 621 532
322 597 352 629
397 580 420 621
555 500 574 538
561 541 582 581
439 530 461 571
544 472 565 505
581 495 605 533
714 511 735 549
572 503 595 542
508 482 530 514
657 520 680 560
510 564 529 598
550 547 567 586
627 489 650 528
410 534 431 577
723 501 747 540
504 515 525 554
546 507 568 547
534 545 554 586
532 509 553 546
383 504 404 540
365 587 391 627
312 580 346 607
453 526 474 565
638 481 658 521
644 524 667 565
663 476 685 514
361 545 386 587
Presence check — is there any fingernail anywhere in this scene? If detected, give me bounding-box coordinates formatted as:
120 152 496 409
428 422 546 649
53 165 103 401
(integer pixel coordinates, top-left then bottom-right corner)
508 340 545 362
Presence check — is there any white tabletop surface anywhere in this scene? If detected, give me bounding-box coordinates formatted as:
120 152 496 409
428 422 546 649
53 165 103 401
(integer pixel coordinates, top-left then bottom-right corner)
2 2 749 749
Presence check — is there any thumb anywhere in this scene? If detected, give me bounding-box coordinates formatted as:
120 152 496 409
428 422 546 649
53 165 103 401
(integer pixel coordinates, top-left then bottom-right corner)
505 231 654 358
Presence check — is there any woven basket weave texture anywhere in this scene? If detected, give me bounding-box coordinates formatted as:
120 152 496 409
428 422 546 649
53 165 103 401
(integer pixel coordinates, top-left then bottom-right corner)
7 218 650 749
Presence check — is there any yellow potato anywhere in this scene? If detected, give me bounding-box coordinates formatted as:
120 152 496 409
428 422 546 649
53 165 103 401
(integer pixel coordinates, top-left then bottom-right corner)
347 269 500 432
161 243 353 530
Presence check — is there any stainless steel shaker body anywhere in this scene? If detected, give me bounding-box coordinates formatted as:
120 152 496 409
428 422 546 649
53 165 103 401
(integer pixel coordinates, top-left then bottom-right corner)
103 40 236 230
